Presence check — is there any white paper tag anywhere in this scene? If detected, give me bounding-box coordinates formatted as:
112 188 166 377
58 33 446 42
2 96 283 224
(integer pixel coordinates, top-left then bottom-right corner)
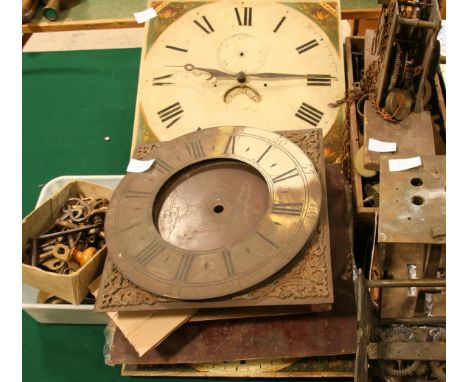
368 138 397 153
134 8 157 23
127 159 155 173
388 157 422 172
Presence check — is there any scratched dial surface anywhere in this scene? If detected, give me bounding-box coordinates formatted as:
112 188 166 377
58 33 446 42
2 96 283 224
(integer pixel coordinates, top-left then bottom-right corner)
106 126 322 300
136 0 344 143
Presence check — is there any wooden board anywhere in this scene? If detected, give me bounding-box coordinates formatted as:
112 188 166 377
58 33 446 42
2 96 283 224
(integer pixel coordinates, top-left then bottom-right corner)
22 0 381 33
121 355 355 377
107 164 357 365
22 0 146 33
345 36 377 221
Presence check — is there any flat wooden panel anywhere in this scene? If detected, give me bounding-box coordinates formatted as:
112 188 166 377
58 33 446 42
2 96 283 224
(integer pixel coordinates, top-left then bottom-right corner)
23 0 381 33
108 164 357 364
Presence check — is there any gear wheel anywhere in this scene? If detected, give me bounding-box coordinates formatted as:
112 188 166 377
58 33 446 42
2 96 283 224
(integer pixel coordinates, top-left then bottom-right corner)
430 361 446 382
379 359 421 377
389 45 403 90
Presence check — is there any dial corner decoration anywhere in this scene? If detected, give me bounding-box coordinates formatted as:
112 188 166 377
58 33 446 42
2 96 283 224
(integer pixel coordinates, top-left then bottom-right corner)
131 0 346 154
106 126 323 301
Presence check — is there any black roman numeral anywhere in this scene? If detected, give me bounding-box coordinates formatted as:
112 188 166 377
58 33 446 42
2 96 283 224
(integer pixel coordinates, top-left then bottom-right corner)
272 168 300 183
222 249 236 277
165 45 188 53
295 102 324 126
273 16 286 33
272 202 304 216
175 254 194 281
154 158 173 173
158 102 184 128
224 135 236 154
296 39 319 54
235 7 252 26
134 241 165 267
125 191 150 199
193 16 214 34
152 74 174 86
307 74 332 86
186 140 205 159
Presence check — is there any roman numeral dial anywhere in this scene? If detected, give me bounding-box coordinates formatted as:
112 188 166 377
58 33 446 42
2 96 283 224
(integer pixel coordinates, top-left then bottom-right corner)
108 127 324 302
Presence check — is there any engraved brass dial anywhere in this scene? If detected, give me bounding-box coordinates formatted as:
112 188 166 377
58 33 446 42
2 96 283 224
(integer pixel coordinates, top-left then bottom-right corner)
133 0 345 145
106 127 322 300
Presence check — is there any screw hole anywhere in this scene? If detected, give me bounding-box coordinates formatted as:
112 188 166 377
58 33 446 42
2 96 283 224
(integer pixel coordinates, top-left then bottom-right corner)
264 83 267 87
407 217 412 220
411 196 425 206
213 205 224 214
240 52 244 57
411 177 423 186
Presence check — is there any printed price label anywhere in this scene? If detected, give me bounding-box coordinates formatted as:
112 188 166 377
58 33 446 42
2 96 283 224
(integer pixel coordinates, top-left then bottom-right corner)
127 159 155 173
134 8 157 23
368 138 397 153
388 157 422 172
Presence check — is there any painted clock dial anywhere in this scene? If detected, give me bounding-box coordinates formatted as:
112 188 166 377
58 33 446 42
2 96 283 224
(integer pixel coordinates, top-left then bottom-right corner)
106 126 322 300
133 0 345 144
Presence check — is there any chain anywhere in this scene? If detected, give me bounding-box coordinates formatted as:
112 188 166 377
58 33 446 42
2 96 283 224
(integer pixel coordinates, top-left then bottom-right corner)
330 0 398 123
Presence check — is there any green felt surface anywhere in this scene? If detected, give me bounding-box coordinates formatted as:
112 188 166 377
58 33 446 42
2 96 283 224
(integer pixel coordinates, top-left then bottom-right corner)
22 48 141 380
22 48 139 217
22 48 355 382
28 0 379 24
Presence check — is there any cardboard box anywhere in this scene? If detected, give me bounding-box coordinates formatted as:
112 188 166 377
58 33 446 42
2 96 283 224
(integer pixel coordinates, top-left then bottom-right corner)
22 181 112 305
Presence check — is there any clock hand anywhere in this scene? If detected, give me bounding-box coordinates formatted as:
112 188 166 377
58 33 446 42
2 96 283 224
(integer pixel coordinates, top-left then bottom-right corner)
166 64 237 80
247 72 337 80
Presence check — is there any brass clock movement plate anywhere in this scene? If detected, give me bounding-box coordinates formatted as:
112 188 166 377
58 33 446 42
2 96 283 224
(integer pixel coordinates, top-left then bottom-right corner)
132 0 345 157
96 128 333 311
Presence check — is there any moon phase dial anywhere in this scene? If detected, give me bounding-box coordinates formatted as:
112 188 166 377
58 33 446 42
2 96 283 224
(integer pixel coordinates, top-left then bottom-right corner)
105 127 323 301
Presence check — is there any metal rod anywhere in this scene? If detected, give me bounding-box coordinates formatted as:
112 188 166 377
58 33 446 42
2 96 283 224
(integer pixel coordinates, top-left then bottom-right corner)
381 317 446 326
367 279 446 288
35 223 101 240
397 17 439 30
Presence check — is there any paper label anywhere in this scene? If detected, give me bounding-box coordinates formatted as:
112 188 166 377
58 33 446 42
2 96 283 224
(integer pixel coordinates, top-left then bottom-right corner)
388 157 422 172
134 8 157 23
127 159 155 173
368 138 397 153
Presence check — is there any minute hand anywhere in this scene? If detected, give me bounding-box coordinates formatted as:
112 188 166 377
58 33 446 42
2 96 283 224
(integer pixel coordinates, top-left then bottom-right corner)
247 72 335 79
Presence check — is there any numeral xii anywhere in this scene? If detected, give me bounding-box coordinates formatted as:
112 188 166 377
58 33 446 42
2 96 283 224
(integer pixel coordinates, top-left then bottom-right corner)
235 7 252 26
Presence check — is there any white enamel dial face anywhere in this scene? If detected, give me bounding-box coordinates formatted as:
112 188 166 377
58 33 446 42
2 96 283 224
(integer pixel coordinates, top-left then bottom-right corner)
138 0 344 142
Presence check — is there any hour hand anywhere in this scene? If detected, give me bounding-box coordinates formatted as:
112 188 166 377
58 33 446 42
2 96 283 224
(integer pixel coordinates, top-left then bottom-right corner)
167 64 236 79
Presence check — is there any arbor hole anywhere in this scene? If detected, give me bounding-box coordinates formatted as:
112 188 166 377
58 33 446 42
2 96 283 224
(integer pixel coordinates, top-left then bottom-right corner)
411 177 423 186
213 205 224 213
411 196 424 206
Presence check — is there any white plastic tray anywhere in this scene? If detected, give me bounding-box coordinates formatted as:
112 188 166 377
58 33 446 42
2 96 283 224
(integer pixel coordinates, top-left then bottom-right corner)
22 175 123 324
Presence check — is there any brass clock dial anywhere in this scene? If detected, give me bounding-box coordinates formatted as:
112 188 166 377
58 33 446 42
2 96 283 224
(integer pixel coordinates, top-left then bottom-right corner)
106 126 322 300
133 0 345 144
